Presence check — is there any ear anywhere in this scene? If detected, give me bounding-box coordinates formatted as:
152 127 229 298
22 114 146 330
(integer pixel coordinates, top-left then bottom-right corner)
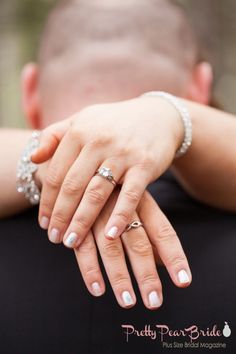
186 62 213 105
21 63 42 129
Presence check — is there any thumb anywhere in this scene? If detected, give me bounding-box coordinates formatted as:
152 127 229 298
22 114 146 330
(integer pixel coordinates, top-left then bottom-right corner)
31 118 72 163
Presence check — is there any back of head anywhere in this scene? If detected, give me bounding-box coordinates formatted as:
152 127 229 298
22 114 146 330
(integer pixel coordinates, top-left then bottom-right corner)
38 0 199 70
29 0 206 126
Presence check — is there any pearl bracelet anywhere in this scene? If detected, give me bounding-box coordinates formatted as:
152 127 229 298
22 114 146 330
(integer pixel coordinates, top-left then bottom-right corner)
16 130 41 205
142 91 192 158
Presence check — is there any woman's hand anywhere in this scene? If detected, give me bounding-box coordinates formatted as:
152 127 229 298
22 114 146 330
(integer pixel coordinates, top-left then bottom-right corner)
35 160 192 309
74 189 191 309
33 96 183 247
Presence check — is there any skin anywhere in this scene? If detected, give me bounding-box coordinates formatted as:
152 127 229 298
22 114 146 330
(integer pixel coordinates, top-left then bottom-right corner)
38 97 183 243
29 47 212 252
23 46 197 309
1 38 236 310
1 128 182 309
1 0 236 312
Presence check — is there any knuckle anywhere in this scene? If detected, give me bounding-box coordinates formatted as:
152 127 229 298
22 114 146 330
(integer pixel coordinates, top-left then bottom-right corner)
68 126 81 141
83 265 100 280
73 214 91 232
158 222 177 242
45 171 61 189
166 253 187 268
86 186 107 205
129 239 153 257
123 188 140 204
62 178 82 195
139 272 159 286
115 145 130 158
41 125 58 142
51 209 68 225
102 241 123 259
114 211 130 225
138 154 155 169
110 272 130 288
39 199 52 213
87 135 111 150
79 238 96 254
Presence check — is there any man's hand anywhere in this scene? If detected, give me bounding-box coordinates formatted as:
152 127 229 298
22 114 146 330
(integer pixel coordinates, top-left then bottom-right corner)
74 190 192 309
35 157 191 309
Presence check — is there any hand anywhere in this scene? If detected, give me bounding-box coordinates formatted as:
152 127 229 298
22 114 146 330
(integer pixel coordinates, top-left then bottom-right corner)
35 160 192 309
74 189 191 309
32 96 183 247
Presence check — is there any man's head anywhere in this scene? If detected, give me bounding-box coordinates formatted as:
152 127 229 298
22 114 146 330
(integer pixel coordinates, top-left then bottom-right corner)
22 0 213 128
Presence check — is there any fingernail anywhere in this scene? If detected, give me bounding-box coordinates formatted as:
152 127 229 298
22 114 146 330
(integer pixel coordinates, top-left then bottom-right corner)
106 226 118 239
148 291 161 308
40 216 49 230
49 228 61 244
92 282 102 296
64 232 79 248
178 269 190 284
122 291 134 307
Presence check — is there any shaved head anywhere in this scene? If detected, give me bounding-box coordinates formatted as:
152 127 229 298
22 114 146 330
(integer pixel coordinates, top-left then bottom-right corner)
33 0 202 125
38 0 199 69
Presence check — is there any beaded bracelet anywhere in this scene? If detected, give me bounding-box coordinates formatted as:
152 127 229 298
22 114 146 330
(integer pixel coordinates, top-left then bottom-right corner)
142 91 192 158
16 130 41 205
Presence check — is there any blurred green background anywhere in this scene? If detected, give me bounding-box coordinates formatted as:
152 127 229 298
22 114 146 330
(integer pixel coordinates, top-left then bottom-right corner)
0 0 55 127
0 0 236 128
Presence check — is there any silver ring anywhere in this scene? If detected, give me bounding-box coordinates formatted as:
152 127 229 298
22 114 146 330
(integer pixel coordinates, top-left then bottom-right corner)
96 167 117 186
125 221 143 232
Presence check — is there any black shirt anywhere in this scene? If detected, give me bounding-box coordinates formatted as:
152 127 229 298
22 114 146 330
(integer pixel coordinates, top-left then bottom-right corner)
0 172 235 354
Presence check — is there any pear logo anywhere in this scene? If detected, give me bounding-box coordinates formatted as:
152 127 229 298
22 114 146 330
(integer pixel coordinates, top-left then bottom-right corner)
223 321 231 337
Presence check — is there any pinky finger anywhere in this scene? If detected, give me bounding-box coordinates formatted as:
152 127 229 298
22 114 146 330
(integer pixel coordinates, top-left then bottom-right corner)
74 231 105 297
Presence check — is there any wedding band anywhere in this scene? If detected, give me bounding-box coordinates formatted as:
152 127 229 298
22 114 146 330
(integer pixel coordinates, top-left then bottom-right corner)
125 221 144 232
96 167 117 186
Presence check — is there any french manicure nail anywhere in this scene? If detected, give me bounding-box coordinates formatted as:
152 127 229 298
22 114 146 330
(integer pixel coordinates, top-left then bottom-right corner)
49 228 60 244
106 226 118 239
178 269 190 284
40 216 49 230
122 291 134 307
92 282 102 296
64 232 79 248
148 291 161 308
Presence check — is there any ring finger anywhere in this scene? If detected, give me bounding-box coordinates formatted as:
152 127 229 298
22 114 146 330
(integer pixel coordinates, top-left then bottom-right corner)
62 160 125 248
121 214 163 310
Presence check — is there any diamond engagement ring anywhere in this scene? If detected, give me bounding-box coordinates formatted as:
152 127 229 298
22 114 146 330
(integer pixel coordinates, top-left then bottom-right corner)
96 167 117 186
125 221 144 232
